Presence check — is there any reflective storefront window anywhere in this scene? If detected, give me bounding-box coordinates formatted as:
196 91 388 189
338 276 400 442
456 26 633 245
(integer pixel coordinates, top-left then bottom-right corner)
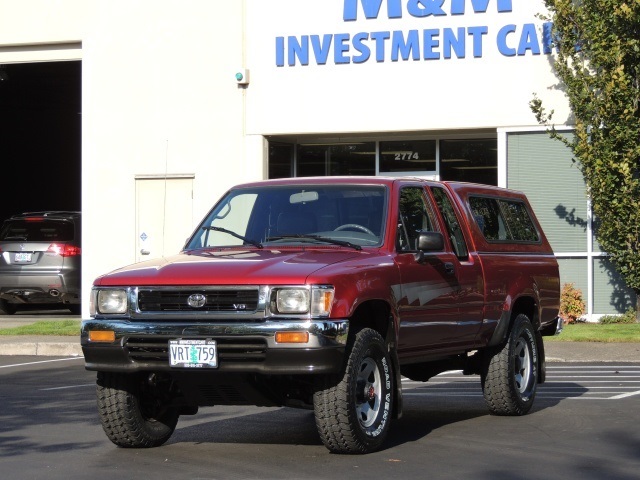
439 139 497 185
268 138 497 185
379 140 436 174
297 143 375 177
268 143 294 179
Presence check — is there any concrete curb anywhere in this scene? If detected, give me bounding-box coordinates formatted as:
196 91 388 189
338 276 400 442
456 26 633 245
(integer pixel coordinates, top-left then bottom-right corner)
544 341 640 363
0 335 83 357
1 339 83 356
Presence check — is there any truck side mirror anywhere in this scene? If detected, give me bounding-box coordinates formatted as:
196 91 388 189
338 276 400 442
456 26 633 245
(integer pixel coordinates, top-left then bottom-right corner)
417 231 444 251
415 231 445 264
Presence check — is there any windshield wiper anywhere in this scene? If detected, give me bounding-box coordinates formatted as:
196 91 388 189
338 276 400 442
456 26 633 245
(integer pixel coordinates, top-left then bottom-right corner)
266 234 362 251
203 226 263 249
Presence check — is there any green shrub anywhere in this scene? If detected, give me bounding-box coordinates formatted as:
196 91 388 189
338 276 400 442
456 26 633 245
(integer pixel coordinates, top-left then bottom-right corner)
599 308 638 325
560 282 586 324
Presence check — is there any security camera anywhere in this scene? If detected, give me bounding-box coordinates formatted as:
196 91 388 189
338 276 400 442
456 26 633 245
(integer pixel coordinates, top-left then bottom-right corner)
235 69 249 85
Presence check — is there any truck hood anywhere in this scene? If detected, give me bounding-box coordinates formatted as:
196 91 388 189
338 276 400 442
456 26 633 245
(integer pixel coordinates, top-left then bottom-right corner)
94 248 367 286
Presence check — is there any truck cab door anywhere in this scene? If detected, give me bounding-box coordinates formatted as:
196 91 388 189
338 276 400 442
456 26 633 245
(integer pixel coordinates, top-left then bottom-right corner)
394 185 460 359
394 185 484 361
429 185 484 345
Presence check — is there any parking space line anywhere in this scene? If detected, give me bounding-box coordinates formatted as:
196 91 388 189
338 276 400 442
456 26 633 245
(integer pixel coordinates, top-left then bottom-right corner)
0 357 83 369
546 380 640 383
401 364 640 401
609 390 640 400
547 365 638 371
40 383 94 391
546 375 640 378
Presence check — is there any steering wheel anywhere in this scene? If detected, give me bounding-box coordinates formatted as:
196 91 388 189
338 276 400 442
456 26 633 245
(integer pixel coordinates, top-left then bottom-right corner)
334 224 375 235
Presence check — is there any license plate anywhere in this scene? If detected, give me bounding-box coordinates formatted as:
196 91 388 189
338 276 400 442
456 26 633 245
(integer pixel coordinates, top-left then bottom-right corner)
169 339 218 368
14 253 32 263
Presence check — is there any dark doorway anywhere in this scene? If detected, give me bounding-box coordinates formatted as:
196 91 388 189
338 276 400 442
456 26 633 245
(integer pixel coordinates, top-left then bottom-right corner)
0 61 81 222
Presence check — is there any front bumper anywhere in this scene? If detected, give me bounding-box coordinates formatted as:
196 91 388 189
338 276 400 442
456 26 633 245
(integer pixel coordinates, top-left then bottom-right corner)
81 318 349 375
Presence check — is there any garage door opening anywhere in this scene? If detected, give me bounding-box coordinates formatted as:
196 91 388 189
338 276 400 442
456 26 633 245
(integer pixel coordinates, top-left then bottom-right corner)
0 61 81 223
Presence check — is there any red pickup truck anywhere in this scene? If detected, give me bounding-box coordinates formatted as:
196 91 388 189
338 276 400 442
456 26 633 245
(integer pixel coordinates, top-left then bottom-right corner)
81 176 561 454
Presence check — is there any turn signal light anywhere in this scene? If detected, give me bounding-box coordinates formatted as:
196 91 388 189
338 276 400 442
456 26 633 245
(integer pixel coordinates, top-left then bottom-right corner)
275 331 309 344
88 330 116 342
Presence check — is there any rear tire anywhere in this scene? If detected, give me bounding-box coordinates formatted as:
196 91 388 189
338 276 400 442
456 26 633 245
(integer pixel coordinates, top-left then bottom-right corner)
96 371 179 448
313 328 394 454
481 314 538 416
0 300 17 315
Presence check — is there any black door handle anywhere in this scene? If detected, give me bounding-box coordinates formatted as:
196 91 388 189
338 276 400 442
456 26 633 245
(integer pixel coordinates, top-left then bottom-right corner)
444 262 455 275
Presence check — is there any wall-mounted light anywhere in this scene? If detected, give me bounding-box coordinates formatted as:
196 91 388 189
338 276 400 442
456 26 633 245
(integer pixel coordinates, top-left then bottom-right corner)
235 69 249 85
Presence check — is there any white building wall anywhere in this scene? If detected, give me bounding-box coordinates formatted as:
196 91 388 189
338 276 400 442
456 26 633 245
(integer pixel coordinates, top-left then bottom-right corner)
0 0 576 317
0 0 86 46
245 0 571 134
80 1 253 315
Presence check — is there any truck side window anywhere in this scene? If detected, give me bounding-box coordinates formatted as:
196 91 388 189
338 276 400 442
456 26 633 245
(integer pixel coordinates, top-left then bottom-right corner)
469 196 540 243
469 196 507 240
498 199 540 242
431 187 469 259
397 187 436 251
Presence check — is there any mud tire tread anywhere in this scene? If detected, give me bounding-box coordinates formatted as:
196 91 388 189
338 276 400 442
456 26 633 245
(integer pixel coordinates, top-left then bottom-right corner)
96 371 178 448
482 314 538 416
313 328 393 454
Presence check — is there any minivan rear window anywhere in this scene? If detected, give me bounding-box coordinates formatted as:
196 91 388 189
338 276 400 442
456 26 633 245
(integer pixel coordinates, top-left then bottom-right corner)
0 220 74 242
469 196 539 243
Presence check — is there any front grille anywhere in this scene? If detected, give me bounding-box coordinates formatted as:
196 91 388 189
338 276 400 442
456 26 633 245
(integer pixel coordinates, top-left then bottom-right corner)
137 287 260 313
125 336 267 364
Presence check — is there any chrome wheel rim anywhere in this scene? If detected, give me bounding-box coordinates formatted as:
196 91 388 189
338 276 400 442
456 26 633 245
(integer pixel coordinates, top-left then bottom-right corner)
514 336 532 393
355 357 382 428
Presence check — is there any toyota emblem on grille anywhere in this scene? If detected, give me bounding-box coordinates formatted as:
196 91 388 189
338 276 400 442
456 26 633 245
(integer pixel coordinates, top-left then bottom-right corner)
187 293 207 308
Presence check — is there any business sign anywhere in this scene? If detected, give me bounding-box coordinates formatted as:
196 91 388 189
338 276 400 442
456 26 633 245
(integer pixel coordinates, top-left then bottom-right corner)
276 0 552 66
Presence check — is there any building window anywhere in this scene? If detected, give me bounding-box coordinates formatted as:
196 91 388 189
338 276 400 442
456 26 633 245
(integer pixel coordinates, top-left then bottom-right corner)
440 139 497 186
379 140 436 174
268 137 497 185
268 143 294 179
296 143 375 177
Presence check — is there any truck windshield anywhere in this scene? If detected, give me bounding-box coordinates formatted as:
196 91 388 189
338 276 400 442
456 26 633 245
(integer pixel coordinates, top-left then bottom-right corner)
185 185 387 249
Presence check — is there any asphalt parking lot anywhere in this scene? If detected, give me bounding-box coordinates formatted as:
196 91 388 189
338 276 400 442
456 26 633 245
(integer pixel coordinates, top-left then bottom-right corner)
1 312 639 479
0 355 639 480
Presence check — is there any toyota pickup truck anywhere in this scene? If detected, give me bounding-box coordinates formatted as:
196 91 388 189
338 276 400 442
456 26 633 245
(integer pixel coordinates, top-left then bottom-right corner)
81 176 561 454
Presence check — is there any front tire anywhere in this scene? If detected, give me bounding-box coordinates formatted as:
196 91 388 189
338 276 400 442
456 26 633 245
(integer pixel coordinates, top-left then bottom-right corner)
313 328 394 454
96 372 179 448
482 314 539 416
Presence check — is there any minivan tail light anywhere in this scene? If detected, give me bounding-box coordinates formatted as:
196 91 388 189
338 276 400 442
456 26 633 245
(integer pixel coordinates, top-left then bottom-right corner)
47 243 81 257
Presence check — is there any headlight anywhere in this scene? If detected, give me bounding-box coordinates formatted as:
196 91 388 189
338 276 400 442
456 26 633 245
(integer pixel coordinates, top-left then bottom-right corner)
92 289 128 315
275 288 310 314
271 286 334 317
